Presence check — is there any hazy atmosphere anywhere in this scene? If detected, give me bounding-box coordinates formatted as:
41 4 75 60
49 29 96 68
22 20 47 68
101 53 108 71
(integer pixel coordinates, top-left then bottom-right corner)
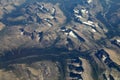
0 0 120 80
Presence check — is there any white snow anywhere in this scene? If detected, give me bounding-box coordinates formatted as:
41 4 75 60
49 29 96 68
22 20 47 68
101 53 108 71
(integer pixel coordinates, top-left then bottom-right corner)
40 5 44 10
69 31 77 38
91 28 96 32
61 29 66 32
65 33 69 36
82 20 94 26
81 8 88 14
82 22 92 26
116 39 120 43
102 55 107 61
47 23 52 27
51 7 55 14
20 32 24 35
94 23 99 27
74 9 79 14
88 20 94 24
74 14 82 18
87 0 92 4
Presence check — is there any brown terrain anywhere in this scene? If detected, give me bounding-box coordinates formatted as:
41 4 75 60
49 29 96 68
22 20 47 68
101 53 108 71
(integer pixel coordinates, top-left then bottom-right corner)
0 0 120 80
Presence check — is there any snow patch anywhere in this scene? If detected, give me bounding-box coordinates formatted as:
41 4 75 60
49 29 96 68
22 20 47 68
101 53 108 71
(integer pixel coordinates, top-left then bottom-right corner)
87 0 92 4
69 31 77 38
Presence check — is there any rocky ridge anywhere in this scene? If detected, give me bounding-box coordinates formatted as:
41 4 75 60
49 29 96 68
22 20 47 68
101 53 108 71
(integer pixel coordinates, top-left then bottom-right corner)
0 0 120 80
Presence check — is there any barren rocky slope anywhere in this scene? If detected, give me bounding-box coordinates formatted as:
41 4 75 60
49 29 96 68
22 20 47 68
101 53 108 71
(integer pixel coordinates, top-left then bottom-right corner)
0 0 120 80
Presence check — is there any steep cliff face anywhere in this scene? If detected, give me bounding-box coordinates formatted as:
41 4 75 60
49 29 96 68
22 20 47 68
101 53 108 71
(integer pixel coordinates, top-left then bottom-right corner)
0 0 120 80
